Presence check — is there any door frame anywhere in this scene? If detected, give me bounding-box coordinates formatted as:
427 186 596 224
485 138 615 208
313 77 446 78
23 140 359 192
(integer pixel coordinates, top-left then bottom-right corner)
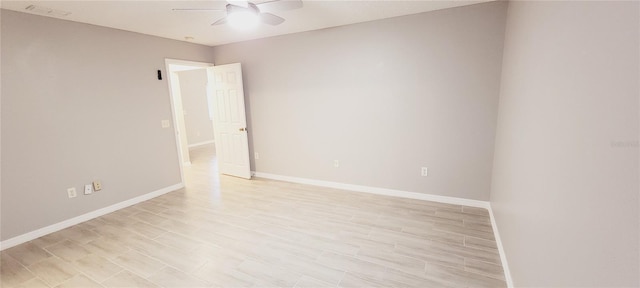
165 58 214 184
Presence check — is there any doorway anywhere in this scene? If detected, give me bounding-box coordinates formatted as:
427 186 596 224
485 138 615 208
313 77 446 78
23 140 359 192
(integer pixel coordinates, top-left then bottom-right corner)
165 59 214 183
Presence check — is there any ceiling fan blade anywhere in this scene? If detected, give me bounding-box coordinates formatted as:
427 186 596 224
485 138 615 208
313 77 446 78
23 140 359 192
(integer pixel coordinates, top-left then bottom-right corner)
227 0 249 8
257 0 302 12
172 8 225 12
211 17 228 26
259 13 285 25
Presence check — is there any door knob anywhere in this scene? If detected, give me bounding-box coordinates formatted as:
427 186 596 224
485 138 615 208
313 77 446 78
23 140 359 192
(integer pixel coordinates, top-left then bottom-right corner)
239 128 246 132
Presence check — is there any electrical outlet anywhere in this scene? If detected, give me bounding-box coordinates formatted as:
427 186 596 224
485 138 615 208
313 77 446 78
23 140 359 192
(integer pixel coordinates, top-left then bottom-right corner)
334 160 340 168
84 184 93 195
67 187 77 198
93 180 102 191
255 152 260 160
421 167 428 177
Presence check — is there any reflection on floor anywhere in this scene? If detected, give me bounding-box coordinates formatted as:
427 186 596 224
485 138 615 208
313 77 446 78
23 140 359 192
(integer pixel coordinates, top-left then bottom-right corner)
1 143 506 287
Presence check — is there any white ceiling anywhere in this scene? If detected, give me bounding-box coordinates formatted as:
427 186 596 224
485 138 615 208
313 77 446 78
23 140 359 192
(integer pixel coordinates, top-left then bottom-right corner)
1 0 493 47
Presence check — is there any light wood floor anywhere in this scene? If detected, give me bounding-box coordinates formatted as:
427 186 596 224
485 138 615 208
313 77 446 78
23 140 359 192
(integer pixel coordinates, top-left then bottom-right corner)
1 144 506 287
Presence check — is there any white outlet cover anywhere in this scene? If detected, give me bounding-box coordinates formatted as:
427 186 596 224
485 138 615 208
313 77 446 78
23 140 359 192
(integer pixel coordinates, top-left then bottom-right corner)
334 160 340 167
67 187 77 198
84 184 93 195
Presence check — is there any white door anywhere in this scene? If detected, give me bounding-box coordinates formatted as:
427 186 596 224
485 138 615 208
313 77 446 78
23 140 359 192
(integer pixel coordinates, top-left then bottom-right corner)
206 63 251 179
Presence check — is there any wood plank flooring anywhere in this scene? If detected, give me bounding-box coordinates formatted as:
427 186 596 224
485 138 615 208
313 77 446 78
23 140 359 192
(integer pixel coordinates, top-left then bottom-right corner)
0 144 506 287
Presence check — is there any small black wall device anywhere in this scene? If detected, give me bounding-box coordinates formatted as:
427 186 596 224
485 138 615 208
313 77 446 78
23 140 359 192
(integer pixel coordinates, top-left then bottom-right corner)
157 70 162 80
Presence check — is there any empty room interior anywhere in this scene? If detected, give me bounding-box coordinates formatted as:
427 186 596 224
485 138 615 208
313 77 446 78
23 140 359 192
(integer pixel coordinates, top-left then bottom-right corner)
1 0 638 287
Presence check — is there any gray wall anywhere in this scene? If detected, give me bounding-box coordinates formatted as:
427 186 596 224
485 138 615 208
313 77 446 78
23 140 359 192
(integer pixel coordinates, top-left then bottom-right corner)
490 1 639 286
1 10 215 240
176 69 215 146
213 1 507 201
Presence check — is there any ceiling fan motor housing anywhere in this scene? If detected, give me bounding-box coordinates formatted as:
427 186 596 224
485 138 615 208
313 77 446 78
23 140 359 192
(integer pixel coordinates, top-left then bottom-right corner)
227 2 259 15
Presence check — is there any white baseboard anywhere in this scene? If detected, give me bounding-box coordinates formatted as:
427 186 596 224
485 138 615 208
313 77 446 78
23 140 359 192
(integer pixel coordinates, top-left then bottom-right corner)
188 140 215 149
253 172 490 209
487 204 514 288
0 183 184 251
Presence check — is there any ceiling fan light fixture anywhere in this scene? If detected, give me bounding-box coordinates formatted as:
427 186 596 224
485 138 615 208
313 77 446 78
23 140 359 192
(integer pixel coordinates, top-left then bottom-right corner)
176 0 298 28
227 8 259 30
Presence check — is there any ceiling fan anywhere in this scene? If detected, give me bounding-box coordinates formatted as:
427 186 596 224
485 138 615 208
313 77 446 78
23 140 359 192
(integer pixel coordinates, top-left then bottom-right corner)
173 0 303 29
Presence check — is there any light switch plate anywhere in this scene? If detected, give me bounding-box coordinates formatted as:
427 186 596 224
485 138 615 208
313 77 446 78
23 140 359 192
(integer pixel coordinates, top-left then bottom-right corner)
161 120 170 128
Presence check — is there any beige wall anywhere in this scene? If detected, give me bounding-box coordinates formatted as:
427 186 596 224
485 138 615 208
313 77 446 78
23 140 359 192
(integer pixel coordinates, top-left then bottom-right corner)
490 1 639 286
0 10 215 240
213 1 508 201
176 69 215 146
